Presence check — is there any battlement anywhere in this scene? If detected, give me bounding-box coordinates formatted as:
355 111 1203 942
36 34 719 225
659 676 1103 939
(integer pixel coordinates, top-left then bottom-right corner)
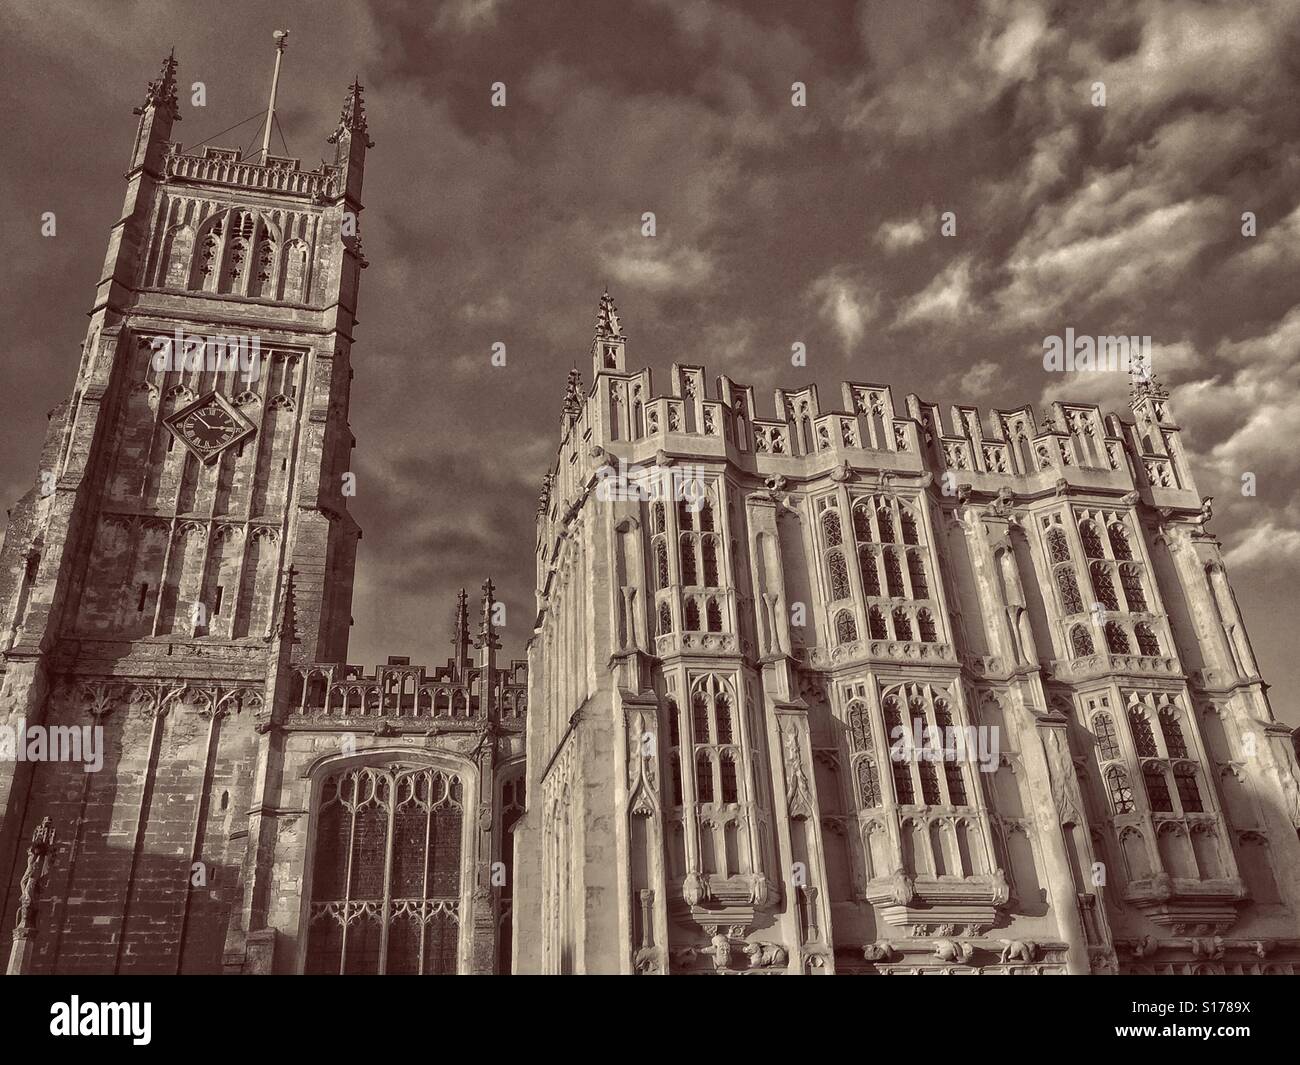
287 658 527 722
163 143 341 200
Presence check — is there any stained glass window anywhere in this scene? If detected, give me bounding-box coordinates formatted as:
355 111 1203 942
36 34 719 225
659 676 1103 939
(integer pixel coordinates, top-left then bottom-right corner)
306 764 463 975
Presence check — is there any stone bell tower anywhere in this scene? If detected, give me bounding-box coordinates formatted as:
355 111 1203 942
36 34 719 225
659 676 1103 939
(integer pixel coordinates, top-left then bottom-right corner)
0 49 373 973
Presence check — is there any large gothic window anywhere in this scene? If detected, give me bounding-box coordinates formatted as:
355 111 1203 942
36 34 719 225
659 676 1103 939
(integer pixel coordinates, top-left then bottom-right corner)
306 762 464 975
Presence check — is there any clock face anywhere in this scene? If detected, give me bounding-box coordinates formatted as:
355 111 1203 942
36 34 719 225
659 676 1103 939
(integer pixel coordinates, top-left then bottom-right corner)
165 391 255 464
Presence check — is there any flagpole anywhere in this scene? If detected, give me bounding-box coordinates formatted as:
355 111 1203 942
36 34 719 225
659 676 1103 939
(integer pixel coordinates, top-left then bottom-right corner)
260 30 289 162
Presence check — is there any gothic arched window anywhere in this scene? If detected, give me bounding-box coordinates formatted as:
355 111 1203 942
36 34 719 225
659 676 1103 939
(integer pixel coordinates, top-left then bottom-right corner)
693 693 710 744
702 537 719 587
1091 562 1120 611
868 606 887 640
695 752 714 802
900 509 919 545
1107 522 1133 560
857 758 881 808
720 755 739 803
1129 708 1158 757
1158 707 1188 758
685 599 700 631
828 551 850 601
1046 527 1070 564
835 609 858 644
652 502 665 535
1120 564 1147 611
658 601 672 635
918 609 937 643
1135 622 1160 657
859 546 880 596
1106 765 1135 814
877 505 895 543
306 762 464 975
848 702 871 752
852 502 873 542
706 598 723 632
1174 764 1204 813
654 539 669 589
1055 567 1084 614
680 537 698 586
1080 521 1105 559
698 502 714 532
822 508 843 547
1143 765 1173 812
892 608 912 641
1093 712 1120 761
884 549 904 597
715 695 734 744
907 550 929 597
1070 623 1095 657
1105 621 1130 654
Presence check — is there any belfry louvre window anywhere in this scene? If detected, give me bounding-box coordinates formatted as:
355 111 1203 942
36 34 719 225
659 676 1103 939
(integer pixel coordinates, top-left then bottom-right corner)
306 763 463 975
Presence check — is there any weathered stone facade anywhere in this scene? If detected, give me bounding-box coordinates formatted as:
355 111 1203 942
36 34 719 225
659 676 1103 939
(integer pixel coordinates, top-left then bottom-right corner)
510 291 1300 975
0 55 525 975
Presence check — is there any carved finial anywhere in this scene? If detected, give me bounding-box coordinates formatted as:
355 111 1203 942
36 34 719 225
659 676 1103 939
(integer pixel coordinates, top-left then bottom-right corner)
134 48 181 121
562 366 585 417
1130 350 1168 405
476 578 500 650
595 287 626 341
328 78 374 148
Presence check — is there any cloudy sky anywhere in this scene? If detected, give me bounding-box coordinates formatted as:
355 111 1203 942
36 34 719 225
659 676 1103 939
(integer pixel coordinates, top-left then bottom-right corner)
1 0 1297 723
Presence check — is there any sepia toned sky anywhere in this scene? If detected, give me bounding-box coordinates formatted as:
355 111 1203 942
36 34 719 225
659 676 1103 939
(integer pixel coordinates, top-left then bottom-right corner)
1 0 1297 722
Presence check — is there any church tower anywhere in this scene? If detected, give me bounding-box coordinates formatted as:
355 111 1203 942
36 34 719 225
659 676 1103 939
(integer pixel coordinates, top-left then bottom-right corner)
0 50 371 972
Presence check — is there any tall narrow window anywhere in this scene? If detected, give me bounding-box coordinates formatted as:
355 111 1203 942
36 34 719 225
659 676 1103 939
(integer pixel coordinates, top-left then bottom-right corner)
1174 764 1203 813
1093 712 1121 761
1070 624 1095 656
680 537 697 585
900 509 919 545
693 694 710 744
1055 567 1083 614
1046 527 1070 564
884 549 904 597
917 609 937 643
877 505 895 543
828 551 850 600
1143 765 1173 812
835 609 857 644
891 608 912 641
1120 565 1147 611
720 756 738 803
1107 522 1133 560
306 764 463 975
857 759 881 808
1135 622 1159 656
702 537 719 587
821 508 842 547
1091 562 1120 610
1105 621 1130 654
1080 521 1105 558
1158 708 1188 758
859 546 880 595
695 752 714 803
868 606 887 640
906 551 929 597
1129 709 1158 757
1106 765 1135 814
